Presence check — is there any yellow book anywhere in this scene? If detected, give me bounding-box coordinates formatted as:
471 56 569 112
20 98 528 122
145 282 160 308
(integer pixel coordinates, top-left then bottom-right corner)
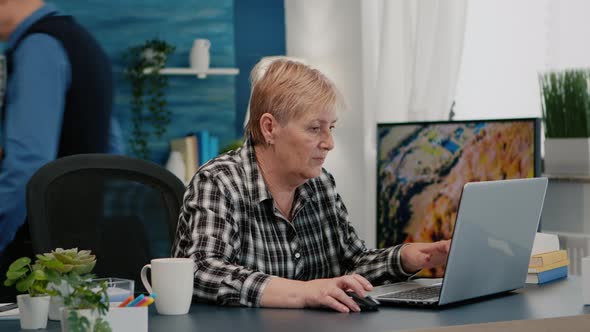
527 259 569 273
529 250 568 268
185 135 198 179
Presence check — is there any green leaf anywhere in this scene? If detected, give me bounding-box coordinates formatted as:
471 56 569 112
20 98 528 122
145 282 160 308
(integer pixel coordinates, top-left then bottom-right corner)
33 269 47 281
56 264 74 273
53 252 78 264
72 261 96 275
68 311 91 332
6 268 27 281
8 257 30 272
78 250 91 257
94 318 112 332
32 283 48 296
45 269 60 283
36 254 51 262
39 259 66 270
16 272 35 293
540 68 590 138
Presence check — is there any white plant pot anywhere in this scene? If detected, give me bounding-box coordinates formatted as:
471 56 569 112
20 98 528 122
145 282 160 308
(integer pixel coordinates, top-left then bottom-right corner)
49 295 65 321
141 48 166 68
544 138 590 175
60 308 98 332
16 294 50 330
48 281 71 321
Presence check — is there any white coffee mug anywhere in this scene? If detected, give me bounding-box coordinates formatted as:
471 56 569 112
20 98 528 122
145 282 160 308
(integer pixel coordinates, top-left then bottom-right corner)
189 38 211 78
140 258 194 315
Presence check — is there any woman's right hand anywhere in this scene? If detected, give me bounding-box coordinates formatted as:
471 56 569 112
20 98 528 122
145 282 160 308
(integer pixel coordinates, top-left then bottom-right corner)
300 274 373 313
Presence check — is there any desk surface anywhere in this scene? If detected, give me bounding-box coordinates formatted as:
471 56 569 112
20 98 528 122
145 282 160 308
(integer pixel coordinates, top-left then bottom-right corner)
2 277 588 332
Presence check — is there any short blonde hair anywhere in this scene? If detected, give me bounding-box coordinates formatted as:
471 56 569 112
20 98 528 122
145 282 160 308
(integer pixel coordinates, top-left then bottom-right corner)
245 59 342 146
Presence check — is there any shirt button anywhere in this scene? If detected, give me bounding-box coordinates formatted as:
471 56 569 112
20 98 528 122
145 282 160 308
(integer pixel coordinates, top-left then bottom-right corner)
294 252 301 259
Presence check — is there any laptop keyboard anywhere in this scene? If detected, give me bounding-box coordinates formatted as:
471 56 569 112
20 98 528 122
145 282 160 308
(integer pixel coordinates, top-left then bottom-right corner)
380 285 442 300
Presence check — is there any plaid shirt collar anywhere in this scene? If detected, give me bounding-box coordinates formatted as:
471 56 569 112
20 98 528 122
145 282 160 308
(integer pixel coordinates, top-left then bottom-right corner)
239 138 315 209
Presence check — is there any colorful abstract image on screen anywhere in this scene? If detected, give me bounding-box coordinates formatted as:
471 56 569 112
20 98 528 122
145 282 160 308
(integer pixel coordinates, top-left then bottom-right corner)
376 120 538 276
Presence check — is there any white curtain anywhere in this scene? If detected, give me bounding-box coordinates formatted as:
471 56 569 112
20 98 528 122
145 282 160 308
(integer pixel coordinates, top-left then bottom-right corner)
364 0 469 123
282 0 469 247
284 0 371 242
360 0 468 246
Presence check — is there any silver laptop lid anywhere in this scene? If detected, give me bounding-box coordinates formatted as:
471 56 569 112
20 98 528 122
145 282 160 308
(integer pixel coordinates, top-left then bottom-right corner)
438 177 548 306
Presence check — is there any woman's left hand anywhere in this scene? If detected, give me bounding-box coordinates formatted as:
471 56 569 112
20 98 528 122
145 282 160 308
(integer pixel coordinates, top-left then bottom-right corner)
400 240 451 273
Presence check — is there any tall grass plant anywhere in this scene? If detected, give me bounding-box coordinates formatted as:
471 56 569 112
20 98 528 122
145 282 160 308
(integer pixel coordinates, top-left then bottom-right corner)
540 69 590 138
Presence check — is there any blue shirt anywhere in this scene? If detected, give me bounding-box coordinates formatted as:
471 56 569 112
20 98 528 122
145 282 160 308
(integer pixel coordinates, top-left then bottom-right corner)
0 3 124 251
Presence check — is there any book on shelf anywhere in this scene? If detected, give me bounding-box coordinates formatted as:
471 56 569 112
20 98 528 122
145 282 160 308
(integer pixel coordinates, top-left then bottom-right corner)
196 130 221 165
527 259 569 273
526 266 568 285
531 232 560 256
196 130 210 165
169 135 198 182
209 136 219 161
529 250 568 268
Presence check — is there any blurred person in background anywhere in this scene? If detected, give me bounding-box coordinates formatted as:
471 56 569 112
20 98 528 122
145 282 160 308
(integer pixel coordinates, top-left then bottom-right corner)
0 0 123 301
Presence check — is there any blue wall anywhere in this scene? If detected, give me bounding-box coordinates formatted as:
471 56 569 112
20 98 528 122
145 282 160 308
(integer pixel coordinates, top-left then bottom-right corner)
55 0 237 164
37 0 285 164
234 0 286 136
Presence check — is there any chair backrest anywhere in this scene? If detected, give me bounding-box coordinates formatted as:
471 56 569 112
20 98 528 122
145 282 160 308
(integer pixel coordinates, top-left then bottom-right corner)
26 154 186 292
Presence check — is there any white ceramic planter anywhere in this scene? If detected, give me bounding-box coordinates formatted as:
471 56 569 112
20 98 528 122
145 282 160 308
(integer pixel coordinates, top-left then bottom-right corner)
49 295 65 321
61 307 148 332
60 308 97 332
16 294 50 330
544 138 590 175
48 281 73 321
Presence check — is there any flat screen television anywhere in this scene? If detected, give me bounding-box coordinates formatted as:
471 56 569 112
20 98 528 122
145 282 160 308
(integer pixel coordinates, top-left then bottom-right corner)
376 118 541 275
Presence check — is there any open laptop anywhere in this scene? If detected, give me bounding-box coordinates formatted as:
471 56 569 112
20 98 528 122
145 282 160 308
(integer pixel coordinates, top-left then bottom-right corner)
369 177 548 307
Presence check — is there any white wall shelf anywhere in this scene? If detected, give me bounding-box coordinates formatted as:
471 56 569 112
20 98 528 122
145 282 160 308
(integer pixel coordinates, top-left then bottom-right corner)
143 67 239 79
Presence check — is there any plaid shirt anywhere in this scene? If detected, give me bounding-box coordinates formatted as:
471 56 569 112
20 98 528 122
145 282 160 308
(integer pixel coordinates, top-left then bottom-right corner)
172 139 412 307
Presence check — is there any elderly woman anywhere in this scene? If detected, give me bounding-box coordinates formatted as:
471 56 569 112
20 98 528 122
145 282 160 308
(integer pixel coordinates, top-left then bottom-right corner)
173 59 450 313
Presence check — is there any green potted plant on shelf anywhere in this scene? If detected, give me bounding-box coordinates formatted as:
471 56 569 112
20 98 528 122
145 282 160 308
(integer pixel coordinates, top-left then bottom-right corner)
539 68 590 175
3 257 51 330
35 248 97 321
123 38 176 160
58 274 111 332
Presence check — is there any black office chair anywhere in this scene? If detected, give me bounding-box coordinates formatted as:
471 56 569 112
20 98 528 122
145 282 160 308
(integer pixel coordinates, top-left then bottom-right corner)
26 154 186 293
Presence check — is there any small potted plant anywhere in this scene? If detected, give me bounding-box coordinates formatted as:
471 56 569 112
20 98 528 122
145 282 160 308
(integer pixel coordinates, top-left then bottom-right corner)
539 68 590 174
59 274 111 332
3 257 51 330
123 38 176 160
36 248 97 321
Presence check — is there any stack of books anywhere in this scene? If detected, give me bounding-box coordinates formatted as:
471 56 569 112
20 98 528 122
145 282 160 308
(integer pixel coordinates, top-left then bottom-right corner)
526 249 569 284
168 131 221 184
